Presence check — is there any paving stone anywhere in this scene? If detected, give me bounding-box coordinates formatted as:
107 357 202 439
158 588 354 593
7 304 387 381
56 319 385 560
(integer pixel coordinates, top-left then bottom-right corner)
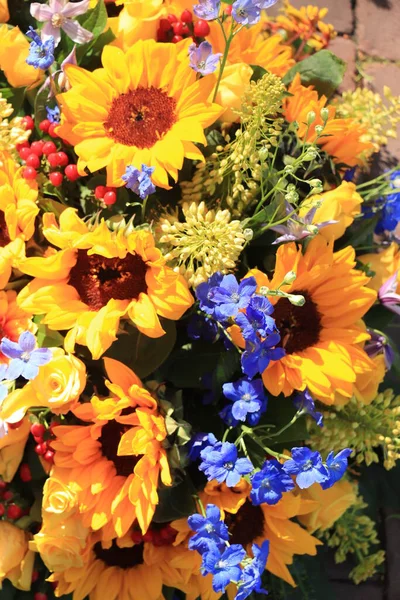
329 36 357 91
356 0 400 61
274 0 354 34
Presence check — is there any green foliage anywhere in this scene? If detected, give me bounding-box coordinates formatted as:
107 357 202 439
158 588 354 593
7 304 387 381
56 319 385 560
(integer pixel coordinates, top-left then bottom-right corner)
283 50 346 98
0 87 26 115
161 341 223 390
152 477 197 523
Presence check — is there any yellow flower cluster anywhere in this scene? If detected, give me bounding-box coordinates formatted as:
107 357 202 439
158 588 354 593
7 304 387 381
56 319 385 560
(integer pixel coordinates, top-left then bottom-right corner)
0 95 30 157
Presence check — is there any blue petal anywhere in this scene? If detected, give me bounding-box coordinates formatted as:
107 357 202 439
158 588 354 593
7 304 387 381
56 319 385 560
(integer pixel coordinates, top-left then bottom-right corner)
6 359 24 380
29 348 52 366
21 361 39 380
0 338 23 360
18 331 36 353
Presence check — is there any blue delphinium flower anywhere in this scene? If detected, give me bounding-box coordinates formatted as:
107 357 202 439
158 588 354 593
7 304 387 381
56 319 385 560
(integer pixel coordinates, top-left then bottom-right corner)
293 389 324 428
202 544 246 592
46 105 60 123
188 504 229 552
26 27 55 70
0 363 8 404
235 295 276 342
196 272 224 316
321 448 352 490
199 441 254 487
375 170 400 233
222 378 267 423
282 447 329 489
1 331 52 381
210 275 257 320
235 541 270 600
187 314 219 342
232 0 261 25
187 432 217 461
122 164 156 199
250 459 295 505
241 334 285 378
189 42 222 76
193 0 221 20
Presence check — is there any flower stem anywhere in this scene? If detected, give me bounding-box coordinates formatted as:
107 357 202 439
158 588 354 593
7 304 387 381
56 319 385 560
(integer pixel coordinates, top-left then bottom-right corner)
212 19 234 102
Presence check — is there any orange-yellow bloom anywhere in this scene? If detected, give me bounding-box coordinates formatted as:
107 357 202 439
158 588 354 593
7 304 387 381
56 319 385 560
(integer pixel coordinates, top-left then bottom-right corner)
0 290 35 363
0 417 30 482
0 26 43 88
297 480 356 533
0 0 8 23
359 242 400 292
0 521 35 591
16 208 193 359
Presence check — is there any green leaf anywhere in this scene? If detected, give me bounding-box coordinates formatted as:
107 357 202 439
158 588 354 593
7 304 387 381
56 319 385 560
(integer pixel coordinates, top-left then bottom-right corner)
152 477 197 523
0 87 26 115
106 320 177 379
263 395 308 445
251 65 267 82
282 50 346 98
163 342 223 388
34 85 50 127
78 0 108 38
35 321 64 348
76 27 116 65
212 350 241 397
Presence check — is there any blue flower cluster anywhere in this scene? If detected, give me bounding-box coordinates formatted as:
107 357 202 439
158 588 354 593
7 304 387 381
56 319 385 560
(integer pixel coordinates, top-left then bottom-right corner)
199 438 254 487
188 503 269 598
193 0 278 26
122 164 156 200
220 377 267 426
26 27 55 70
375 170 400 234
293 388 324 427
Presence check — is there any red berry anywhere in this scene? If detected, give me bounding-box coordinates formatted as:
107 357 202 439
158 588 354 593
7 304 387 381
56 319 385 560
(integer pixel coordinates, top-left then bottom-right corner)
7 504 23 520
35 442 47 456
0 480 6 491
30 422 46 438
31 570 39 583
44 450 54 464
3 490 13 501
39 119 51 133
171 34 183 43
156 28 169 42
49 172 63 187
34 594 48 600
181 24 190 35
42 141 57 156
181 9 193 23
23 167 37 180
167 13 178 23
56 151 69 167
64 164 79 181
33 436 43 444
94 185 107 199
142 531 153 543
159 18 172 32
30 141 44 156
19 463 32 483
19 147 31 161
103 190 117 205
131 530 143 544
194 19 210 37
0 504 5 517
225 5 233 15
16 141 30 152
8 419 24 429
26 153 40 169
48 123 59 138
47 152 60 168
172 21 184 35
22 116 34 131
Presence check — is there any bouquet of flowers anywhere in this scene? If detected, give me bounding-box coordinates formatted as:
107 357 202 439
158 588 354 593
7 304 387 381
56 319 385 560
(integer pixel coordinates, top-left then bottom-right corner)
0 0 399 598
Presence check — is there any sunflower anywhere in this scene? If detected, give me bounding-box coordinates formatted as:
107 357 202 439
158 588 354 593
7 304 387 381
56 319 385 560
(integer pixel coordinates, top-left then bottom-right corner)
243 236 377 404
16 208 193 359
48 358 171 539
56 39 223 189
0 290 35 363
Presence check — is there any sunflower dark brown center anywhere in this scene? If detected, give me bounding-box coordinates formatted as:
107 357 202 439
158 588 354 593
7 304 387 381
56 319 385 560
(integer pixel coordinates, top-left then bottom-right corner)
94 540 144 569
99 418 143 477
0 211 11 247
225 501 265 546
273 290 322 354
104 87 177 148
68 249 148 311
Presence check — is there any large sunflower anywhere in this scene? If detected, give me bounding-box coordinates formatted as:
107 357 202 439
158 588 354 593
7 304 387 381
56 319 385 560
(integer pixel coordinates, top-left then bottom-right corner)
16 208 193 359
56 39 223 189
48 359 172 539
243 236 377 404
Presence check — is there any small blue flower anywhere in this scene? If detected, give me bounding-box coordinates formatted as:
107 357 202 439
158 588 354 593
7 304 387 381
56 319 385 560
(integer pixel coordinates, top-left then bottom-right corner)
250 459 295 505
188 504 229 552
0 363 8 404
200 441 254 487
222 378 267 423
241 333 285 378
46 105 60 124
122 164 156 200
255 0 279 6
196 272 224 316
321 448 352 490
375 170 400 233
188 432 218 461
193 0 221 20
1 331 52 381
187 314 219 342
189 42 222 76
293 389 323 428
235 541 270 600
26 27 55 70
232 0 261 25
202 544 246 593
235 295 276 343
210 275 257 320
282 447 329 489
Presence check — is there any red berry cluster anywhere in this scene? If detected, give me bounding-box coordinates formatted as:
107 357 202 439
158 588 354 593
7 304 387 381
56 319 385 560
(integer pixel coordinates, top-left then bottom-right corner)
94 185 117 206
157 9 210 43
31 421 57 464
17 115 80 186
0 479 28 521
131 523 177 547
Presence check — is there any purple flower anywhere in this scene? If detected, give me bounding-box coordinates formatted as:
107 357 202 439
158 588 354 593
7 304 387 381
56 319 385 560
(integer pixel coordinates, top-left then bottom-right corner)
46 105 60 123
241 334 285 378
1 331 52 381
193 0 221 20
196 272 224 316
202 544 246 592
235 295 276 343
250 459 295 505
282 447 329 489
209 275 257 320
293 389 323 427
321 448 352 490
26 28 55 70
189 42 222 76
235 541 270 600
271 202 337 244
232 0 261 25
188 504 229 552
222 378 267 423
122 164 156 199
188 432 218 461
30 0 93 47
365 329 394 370
199 441 254 487
378 271 400 316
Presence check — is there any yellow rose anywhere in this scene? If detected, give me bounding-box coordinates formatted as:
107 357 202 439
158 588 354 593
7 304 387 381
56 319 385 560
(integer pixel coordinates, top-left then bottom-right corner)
0 25 43 89
31 514 89 573
297 480 356 533
0 418 30 482
359 242 400 292
0 0 9 22
353 353 386 405
42 474 78 520
300 181 362 241
111 0 164 50
0 521 35 591
214 63 254 124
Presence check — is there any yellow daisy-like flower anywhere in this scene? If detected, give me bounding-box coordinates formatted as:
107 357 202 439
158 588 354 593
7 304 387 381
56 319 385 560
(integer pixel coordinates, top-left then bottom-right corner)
243 237 377 404
297 480 356 533
16 208 193 359
0 290 35 364
48 358 172 539
56 39 223 189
